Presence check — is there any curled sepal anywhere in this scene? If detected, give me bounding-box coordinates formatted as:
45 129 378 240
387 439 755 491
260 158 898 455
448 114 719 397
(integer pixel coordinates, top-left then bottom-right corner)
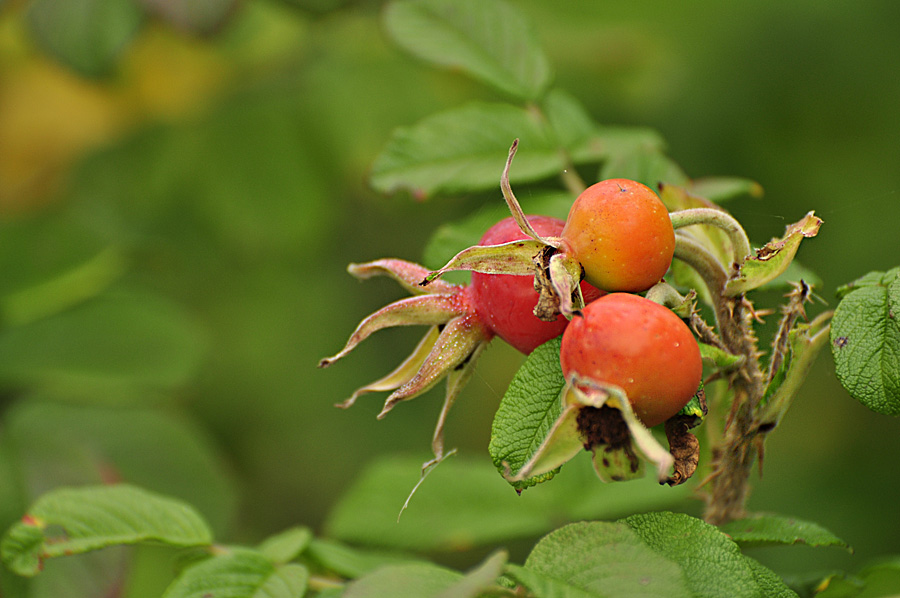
573 378 674 483
318 294 466 367
500 139 561 248
423 239 544 284
645 282 696 317
547 252 585 320
725 212 823 296
321 258 494 465
378 314 491 418
663 384 707 486
530 247 585 322
658 183 738 269
698 343 744 372
334 326 440 409
348 259 459 296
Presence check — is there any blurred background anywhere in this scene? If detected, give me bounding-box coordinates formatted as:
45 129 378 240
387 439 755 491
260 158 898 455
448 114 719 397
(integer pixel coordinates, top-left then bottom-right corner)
1 0 899 595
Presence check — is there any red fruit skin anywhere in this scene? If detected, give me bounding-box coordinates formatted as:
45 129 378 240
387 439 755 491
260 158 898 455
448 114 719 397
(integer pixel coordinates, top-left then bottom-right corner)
470 216 604 355
559 293 702 427
560 179 675 293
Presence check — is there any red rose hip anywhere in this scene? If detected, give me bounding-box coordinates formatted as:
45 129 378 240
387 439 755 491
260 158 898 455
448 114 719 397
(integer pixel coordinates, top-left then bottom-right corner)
560 179 675 292
559 293 702 427
470 215 603 354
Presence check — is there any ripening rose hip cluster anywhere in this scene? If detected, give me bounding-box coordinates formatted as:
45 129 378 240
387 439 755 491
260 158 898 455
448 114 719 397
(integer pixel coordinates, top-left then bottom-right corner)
321 169 704 484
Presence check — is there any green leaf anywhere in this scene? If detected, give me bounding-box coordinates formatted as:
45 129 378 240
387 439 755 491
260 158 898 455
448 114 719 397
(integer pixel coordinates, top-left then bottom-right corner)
855 557 900 596
324 455 691 553
273 0 349 12
137 0 239 34
1 484 213 577
438 550 507 598
783 570 862 598
257 527 313 565
688 177 764 203
830 267 900 416
519 521 690 597
383 0 551 100
421 191 575 269
26 0 144 76
541 89 603 163
0 290 206 400
743 557 799 598
623 512 763 598
162 548 308 598
542 90 668 168
342 563 462 598
0 246 126 327
304 538 414 579
835 269 899 301
725 212 823 296
719 514 850 550
370 102 562 198
5 400 237 536
0 206 118 323
489 337 567 490
504 565 596 598
599 146 689 189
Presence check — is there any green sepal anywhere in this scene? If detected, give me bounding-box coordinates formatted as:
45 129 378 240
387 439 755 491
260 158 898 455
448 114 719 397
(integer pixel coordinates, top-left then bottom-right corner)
725 212 823 296
699 343 744 372
675 382 707 424
759 311 832 426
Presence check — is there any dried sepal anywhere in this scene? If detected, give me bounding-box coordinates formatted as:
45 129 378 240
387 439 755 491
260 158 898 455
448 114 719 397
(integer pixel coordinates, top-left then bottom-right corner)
663 385 707 486
335 325 440 409
429 339 489 463
548 252 585 319
664 417 700 486
500 139 561 248
530 247 585 321
320 258 494 467
377 314 491 418
349 259 459 295
725 212 823 296
318 293 467 367
422 239 544 284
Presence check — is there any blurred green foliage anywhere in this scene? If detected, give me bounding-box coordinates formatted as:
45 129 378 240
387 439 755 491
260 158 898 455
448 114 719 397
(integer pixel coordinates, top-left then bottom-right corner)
1 0 899 594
